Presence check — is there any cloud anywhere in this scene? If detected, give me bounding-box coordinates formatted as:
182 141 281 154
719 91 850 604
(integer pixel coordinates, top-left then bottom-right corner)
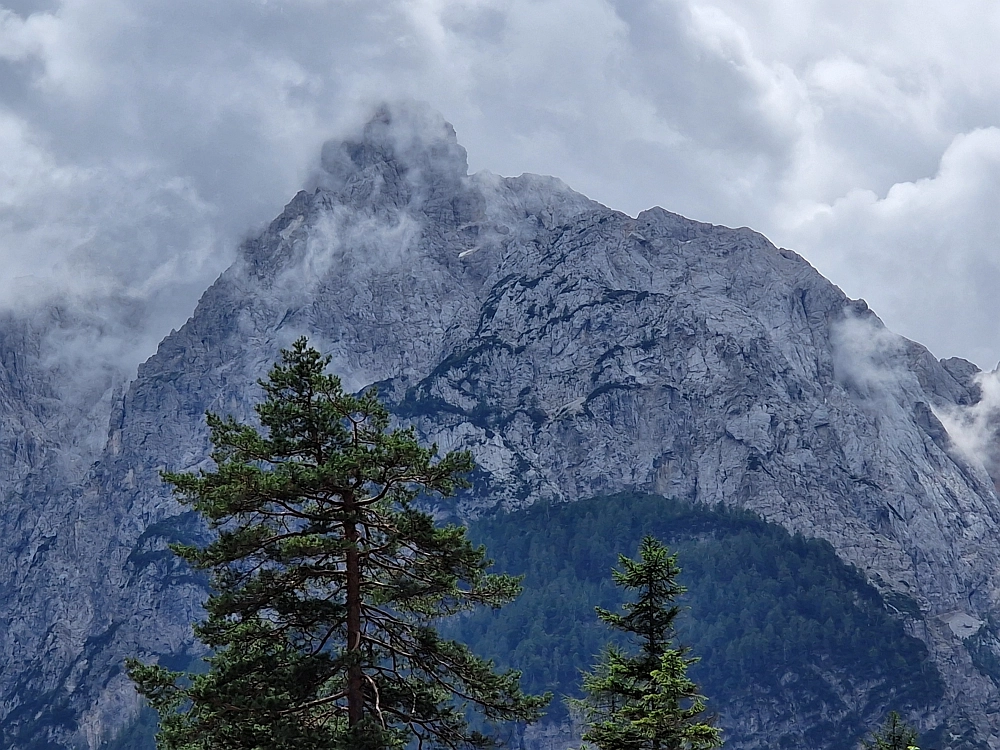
936 369 1000 482
830 311 913 402
784 128 1000 367
3 0 1000 379
828 310 1000 489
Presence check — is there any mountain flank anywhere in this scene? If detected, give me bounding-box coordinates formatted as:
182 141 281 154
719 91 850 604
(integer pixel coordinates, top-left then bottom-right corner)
2 104 1000 749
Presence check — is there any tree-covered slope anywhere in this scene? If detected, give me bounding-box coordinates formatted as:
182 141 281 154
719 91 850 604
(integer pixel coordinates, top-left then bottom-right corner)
447 493 947 749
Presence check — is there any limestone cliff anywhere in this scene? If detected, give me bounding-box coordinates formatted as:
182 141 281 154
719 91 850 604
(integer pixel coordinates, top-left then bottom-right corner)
2 104 1000 749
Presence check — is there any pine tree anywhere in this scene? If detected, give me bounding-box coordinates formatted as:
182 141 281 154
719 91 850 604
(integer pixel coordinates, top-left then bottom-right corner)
127 338 548 750
571 535 722 750
862 712 920 750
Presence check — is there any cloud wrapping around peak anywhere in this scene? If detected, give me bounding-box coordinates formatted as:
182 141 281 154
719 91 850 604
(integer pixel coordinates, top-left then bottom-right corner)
935 369 1000 481
789 128 1000 367
2 0 1000 372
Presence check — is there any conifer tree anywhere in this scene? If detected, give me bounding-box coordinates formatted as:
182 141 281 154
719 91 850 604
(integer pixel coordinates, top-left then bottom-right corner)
571 535 721 750
862 712 920 750
127 338 548 750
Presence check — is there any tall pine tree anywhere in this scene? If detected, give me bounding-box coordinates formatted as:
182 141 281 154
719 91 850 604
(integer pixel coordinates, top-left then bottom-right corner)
128 338 548 750
571 535 721 750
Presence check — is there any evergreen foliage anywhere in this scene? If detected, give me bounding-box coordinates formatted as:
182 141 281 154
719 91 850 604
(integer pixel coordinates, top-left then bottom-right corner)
127 338 547 750
571 536 722 750
446 493 942 748
861 712 919 750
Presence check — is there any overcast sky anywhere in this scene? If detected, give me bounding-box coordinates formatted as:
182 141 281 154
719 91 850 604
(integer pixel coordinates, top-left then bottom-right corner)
2 0 1000 370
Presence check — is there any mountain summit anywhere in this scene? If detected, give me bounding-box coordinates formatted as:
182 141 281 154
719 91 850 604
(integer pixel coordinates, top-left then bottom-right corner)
2 105 1000 749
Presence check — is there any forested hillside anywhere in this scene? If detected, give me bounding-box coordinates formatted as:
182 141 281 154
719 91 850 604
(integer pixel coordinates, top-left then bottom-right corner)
448 493 948 749
104 492 946 750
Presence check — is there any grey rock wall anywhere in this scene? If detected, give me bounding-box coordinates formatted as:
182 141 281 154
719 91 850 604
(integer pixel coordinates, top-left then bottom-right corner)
2 103 1000 749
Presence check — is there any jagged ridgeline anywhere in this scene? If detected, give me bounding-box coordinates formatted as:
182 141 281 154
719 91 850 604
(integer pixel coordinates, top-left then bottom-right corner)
447 493 945 750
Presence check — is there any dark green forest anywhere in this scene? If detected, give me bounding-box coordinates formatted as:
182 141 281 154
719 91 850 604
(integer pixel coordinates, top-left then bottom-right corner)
102 492 943 750
444 492 944 749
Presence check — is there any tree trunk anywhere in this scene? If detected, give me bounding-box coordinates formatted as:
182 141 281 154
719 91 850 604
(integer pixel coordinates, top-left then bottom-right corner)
345 495 364 727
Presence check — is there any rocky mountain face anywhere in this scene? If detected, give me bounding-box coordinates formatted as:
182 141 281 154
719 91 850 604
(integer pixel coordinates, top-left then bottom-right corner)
4 104 1000 749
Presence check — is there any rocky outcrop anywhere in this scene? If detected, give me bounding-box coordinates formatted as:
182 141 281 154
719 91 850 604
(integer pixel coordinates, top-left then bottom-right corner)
2 103 1000 748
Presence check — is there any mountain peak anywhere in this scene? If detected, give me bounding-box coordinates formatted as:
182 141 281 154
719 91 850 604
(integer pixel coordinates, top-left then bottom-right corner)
317 102 469 194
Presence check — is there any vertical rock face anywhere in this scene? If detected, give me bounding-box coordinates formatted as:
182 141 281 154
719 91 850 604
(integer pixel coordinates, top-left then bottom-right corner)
2 103 1000 748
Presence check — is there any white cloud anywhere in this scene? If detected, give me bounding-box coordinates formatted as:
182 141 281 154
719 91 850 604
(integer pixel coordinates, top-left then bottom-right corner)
3 0 1000 375
936 369 1000 480
830 311 912 402
784 127 1000 366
